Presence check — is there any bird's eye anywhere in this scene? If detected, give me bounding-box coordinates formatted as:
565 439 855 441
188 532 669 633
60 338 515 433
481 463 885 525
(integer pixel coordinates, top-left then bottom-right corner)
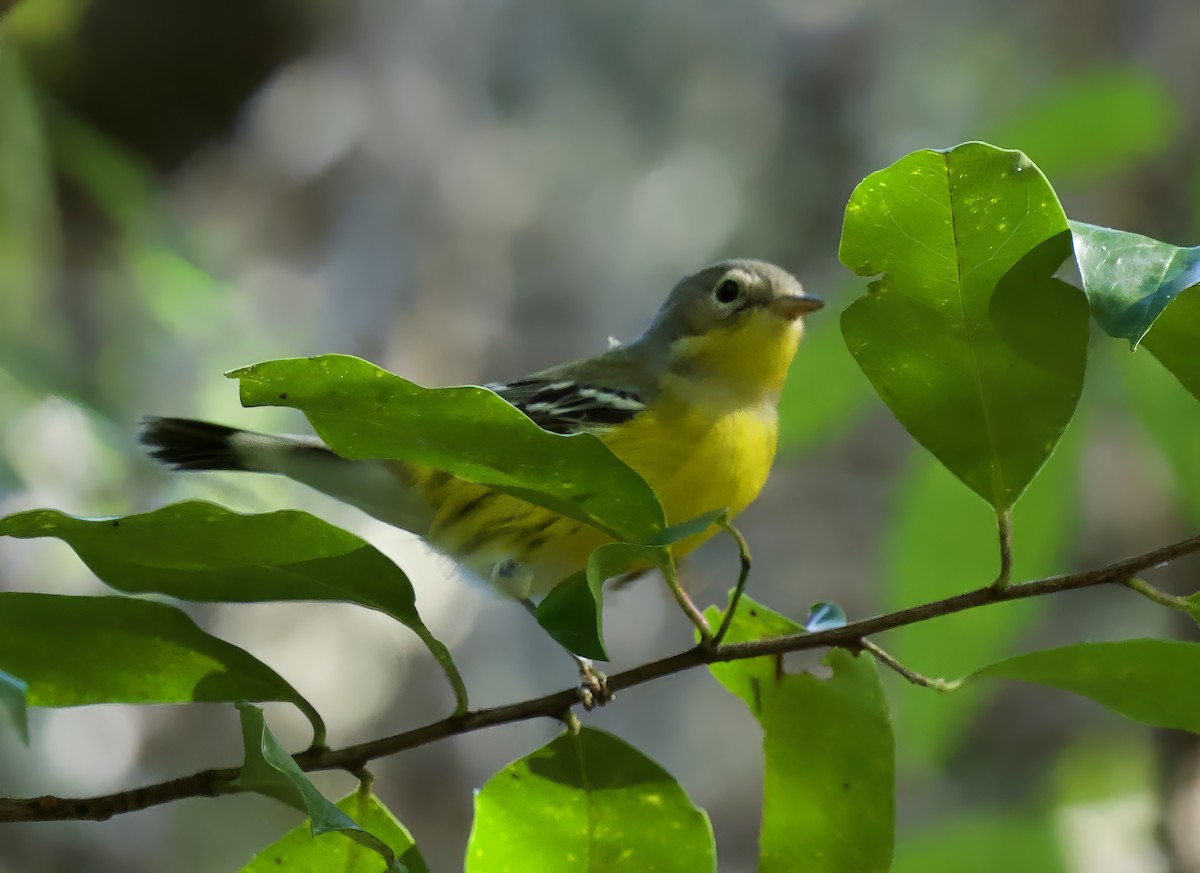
713 278 742 305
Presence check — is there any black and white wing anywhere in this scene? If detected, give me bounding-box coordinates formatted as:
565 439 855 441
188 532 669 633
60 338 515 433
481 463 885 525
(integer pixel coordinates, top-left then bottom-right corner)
487 377 646 435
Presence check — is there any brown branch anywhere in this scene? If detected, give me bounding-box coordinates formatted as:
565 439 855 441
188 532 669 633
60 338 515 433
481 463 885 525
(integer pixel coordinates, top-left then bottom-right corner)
3 531 1199 824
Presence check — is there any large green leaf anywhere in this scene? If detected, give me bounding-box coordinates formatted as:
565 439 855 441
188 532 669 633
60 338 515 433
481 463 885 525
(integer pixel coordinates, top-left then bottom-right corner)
0 501 467 714
241 788 428 873
234 703 404 872
705 599 894 872
883 418 1082 766
840 142 1088 510
967 640 1200 733
466 727 715 872
990 68 1176 185
1070 221 1200 350
761 649 893 873
229 355 665 542
0 668 29 744
0 594 324 742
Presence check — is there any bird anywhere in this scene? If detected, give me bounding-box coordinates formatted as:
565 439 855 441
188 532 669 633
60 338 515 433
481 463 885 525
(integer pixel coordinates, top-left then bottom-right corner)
140 259 822 603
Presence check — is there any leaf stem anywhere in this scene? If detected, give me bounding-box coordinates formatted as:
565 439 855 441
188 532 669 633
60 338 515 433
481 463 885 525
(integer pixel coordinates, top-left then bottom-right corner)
860 639 947 690
991 507 1014 590
712 517 751 646
1125 577 1190 611
661 557 712 644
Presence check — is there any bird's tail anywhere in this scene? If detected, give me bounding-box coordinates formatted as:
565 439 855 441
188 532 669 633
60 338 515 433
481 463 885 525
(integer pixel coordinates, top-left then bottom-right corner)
139 416 433 532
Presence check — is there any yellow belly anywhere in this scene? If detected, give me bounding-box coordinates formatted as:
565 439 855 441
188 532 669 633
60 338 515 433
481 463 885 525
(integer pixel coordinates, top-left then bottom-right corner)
413 395 778 596
601 393 779 559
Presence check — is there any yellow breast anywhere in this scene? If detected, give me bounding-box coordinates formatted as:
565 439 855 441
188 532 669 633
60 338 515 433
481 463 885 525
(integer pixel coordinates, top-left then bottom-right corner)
600 388 779 559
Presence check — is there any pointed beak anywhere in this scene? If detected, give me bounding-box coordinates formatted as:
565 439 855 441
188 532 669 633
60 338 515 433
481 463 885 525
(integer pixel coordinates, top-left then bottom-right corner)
770 293 824 321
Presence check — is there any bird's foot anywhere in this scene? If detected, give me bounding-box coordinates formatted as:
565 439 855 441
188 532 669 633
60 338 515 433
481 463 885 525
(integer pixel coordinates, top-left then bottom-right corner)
576 658 613 711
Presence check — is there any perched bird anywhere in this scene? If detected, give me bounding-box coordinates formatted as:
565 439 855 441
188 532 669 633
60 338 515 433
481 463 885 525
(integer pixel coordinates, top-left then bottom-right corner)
141 260 822 600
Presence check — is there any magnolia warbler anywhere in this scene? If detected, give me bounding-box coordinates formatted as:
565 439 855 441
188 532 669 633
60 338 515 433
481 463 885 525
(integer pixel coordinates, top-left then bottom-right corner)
141 259 821 599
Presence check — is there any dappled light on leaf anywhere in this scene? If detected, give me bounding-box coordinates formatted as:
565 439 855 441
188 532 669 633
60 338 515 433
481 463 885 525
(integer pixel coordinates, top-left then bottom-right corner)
840 143 1088 510
466 727 715 872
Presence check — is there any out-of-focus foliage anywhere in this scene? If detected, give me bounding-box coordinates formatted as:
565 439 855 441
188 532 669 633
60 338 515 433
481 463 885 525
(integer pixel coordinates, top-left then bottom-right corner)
968 640 1200 734
990 68 1177 186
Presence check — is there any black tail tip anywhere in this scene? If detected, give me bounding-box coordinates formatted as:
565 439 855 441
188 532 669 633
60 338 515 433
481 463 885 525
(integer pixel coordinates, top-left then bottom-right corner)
139 416 246 472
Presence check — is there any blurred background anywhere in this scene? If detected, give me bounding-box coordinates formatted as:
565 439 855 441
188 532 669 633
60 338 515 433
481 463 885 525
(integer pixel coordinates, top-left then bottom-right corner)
2 0 1200 870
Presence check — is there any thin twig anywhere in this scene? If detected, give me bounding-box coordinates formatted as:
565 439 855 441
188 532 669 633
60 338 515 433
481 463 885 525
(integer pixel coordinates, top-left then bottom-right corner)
660 557 712 643
860 639 946 689
3 531 1200 824
712 517 752 646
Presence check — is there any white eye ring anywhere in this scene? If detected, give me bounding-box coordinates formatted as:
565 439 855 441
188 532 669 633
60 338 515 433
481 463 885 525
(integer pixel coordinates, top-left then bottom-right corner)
713 277 743 306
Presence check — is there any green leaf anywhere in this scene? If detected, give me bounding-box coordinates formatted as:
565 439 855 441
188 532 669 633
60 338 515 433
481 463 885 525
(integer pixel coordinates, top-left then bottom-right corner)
1069 221 1200 348
882 418 1082 766
0 668 29 744
229 355 665 542
840 142 1088 510
0 594 324 743
0 502 468 715
990 67 1176 185
234 703 403 872
893 813 1064 873
704 594 802 722
759 649 894 873
242 788 429 873
1141 285 1200 403
536 542 668 660
466 727 715 873
647 507 727 547
537 510 725 659
703 600 893 871
967 640 1200 733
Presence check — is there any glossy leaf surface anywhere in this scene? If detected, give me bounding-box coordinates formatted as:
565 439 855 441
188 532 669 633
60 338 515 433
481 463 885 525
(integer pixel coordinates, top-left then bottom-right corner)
467 727 715 872
0 594 323 741
0 502 467 714
230 355 665 542
1070 220 1200 349
841 143 1087 509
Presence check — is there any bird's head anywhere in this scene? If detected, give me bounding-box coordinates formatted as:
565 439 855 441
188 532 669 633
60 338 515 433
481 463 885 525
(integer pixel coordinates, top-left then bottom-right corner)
644 259 823 404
